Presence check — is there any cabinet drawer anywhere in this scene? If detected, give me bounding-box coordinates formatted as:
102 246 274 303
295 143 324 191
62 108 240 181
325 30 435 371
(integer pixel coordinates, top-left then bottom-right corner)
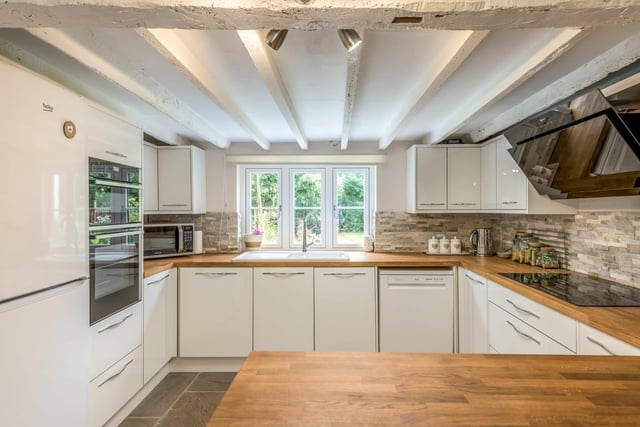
90 303 142 380
488 303 574 355
579 323 640 356
488 280 576 351
90 345 143 427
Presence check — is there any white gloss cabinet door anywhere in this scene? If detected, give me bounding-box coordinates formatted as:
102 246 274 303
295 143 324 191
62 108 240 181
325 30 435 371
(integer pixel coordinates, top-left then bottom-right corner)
0 60 88 302
578 323 640 356
143 268 177 384
179 268 253 357
254 268 314 351
143 143 158 212
88 105 142 167
458 268 488 353
448 146 481 210
156 145 206 214
0 283 90 427
314 268 376 352
407 146 448 212
496 137 528 210
480 142 497 209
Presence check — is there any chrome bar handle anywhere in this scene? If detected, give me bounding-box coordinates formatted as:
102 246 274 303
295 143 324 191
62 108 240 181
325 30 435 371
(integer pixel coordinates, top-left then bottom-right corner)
195 272 238 277
262 272 306 278
98 313 134 334
465 274 485 286
323 272 366 278
97 359 134 387
105 150 128 159
146 273 170 286
162 204 188 207
506 320 541 345
91 178 141 190
586 336 616 355
91 230 142 240
505 299 540 319
502 201 518 205
419 203 445 206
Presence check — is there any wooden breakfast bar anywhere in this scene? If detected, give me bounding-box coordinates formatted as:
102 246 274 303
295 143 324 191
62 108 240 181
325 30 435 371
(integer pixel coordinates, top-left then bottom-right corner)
208 351 640 426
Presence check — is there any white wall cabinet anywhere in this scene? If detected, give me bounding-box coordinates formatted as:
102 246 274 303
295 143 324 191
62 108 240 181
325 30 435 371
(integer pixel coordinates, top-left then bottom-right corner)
407 145 481 212
407 145 447 212
578 323 640 356
143 143 159 212
179 267 253 357
254 268 314 351
314 267 376 352
458 268 488 353
447 146 481 210
145 145 206 214
481 135 528 211
88 105 142 167
488 280 576 354
143 268 177 384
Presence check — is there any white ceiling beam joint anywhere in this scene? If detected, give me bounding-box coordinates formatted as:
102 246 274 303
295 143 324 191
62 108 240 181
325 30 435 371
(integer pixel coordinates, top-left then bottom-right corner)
25 28 230 149
136 28 271 150
238 30 308 151
424 28 588 144
378 30 488 150
471 30 640 142
340 30 365 151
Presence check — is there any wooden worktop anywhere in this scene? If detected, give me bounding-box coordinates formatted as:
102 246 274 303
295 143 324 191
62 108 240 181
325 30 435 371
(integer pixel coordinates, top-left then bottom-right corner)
209 351 640 426
143 252 640 349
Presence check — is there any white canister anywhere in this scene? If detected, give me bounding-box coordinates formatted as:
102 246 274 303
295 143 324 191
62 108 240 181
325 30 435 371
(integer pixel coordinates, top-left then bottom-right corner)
363 235 374 252
194 230 203 254
439 237 450 254
450 236 462 254
428 236 440 254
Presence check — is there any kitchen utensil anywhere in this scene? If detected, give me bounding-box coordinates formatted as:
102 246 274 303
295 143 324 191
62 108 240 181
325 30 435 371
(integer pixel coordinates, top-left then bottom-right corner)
470 228 493 256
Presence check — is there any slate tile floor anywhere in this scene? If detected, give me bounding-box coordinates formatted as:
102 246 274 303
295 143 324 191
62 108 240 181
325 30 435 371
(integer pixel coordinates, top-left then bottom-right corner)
119 372 235 427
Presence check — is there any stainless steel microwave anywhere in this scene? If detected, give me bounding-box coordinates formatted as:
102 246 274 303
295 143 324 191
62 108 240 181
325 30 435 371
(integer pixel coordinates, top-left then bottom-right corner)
143 223 194 259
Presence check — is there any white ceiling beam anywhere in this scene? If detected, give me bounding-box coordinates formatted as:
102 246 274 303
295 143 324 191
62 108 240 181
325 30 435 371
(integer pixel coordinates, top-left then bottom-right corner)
471 30 640 142
136 29 270 151
25 28 230 148
378 30 488 150
238 30 308 151
2 1 640 30
340 30 365 151
424 28 588 144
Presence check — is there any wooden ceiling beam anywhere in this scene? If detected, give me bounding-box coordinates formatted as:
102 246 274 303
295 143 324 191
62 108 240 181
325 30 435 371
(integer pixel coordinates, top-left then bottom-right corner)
424 28 587 144
471 31 640 142
340 30 364 151
136 29 270 150
238 30 308 151
25 28 230 148
377 30 488 150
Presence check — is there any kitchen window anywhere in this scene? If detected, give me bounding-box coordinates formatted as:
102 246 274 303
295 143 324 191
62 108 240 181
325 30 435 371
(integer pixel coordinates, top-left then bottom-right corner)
241 165 374 250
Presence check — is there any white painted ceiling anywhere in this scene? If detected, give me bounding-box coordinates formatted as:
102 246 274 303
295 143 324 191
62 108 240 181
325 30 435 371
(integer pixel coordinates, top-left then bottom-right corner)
0 1 639 151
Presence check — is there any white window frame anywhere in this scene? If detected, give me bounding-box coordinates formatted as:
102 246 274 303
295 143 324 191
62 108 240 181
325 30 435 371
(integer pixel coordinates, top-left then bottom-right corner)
239 164 375 250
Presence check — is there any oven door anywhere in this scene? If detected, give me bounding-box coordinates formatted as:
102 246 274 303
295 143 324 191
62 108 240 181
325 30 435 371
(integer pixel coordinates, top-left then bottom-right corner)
89 179 141 229
90 228 141 325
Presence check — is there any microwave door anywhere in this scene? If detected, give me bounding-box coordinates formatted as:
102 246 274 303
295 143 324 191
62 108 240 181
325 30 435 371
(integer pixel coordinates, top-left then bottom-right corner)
143 226 180 258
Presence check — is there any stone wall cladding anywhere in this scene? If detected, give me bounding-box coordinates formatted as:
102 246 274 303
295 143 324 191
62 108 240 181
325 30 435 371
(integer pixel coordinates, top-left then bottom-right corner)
374 211 640 288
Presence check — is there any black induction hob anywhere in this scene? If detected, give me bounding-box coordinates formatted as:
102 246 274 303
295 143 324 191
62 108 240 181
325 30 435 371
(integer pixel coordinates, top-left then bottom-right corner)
498 272 640 307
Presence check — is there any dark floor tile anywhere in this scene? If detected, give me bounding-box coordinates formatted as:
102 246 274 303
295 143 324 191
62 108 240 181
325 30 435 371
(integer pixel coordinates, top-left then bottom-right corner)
130 373 198 417
118 417 159 427
188 372 236 392
156 391 224 427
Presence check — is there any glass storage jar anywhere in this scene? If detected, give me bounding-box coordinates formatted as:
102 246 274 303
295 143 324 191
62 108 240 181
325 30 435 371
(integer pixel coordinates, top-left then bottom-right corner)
528 241 544 266
537 247 559 269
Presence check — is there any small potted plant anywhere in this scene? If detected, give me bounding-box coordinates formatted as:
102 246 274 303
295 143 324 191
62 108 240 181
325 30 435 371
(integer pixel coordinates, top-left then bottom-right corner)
243 227 264 250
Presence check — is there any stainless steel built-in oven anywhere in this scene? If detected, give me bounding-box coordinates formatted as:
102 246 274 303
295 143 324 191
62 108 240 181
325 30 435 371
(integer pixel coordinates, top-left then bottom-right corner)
89 157 142 229
89 228 142 325
88 157 143 325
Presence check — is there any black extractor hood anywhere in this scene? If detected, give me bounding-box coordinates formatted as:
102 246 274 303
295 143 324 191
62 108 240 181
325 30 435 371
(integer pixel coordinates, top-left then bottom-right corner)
503 88 640 199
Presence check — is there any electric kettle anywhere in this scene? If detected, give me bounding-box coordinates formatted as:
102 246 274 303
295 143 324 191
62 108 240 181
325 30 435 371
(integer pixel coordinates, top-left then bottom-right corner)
470 228 493 256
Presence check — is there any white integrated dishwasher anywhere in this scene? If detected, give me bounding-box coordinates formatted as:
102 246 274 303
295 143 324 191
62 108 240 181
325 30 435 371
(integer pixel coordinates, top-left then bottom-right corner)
379 269 455 353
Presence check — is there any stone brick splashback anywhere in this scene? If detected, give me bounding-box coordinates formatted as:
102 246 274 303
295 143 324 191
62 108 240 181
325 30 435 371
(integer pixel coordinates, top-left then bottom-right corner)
144 212 240 253
374 211 640 288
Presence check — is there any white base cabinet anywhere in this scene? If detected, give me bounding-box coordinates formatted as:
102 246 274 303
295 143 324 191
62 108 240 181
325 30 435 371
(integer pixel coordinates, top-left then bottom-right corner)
254 268 314 351
578 323 640 356
143 268 177 384
314 267 376 352
179 268 253 357
458 268 488 353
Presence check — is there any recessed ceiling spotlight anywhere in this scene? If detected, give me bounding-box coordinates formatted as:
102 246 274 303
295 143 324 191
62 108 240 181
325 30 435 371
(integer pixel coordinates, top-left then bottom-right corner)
338 29 362 52
265 29 288 51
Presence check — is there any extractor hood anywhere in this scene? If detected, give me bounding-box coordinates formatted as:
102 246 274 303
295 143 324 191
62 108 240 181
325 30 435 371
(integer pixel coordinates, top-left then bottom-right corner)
503 88 640 199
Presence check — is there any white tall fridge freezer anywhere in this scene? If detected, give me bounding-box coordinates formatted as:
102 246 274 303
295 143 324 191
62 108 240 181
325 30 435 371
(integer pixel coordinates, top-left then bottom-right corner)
0 58 90 427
